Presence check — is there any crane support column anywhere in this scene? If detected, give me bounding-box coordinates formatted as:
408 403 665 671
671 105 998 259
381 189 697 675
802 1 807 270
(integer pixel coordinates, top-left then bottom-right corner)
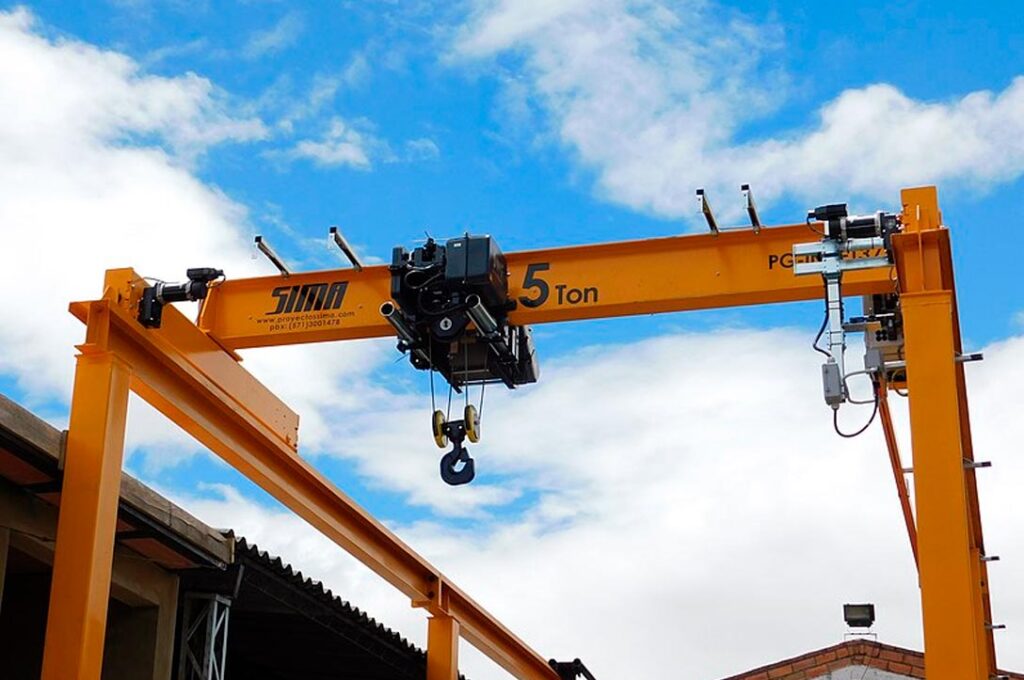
41 305 131 680
903 291 987 680
897 186 994 680
428 615 460 680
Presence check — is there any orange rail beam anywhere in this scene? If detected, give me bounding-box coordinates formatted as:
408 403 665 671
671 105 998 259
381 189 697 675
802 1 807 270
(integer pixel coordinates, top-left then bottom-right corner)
197 223 895 349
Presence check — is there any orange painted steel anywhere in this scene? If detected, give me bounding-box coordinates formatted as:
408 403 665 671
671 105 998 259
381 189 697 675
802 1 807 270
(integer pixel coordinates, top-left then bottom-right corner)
41 307 131 680
197 223 895 349
901 290 988 680
46 268 558 680
893 186 995 680
40 187 998 680
428 615 460 680
876 382 919 568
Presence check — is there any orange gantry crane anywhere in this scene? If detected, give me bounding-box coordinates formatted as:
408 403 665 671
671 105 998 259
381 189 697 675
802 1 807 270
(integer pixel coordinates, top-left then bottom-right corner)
40 186 998 679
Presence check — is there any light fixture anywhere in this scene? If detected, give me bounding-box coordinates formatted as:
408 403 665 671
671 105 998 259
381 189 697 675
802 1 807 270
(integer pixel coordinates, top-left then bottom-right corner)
843 603 875 628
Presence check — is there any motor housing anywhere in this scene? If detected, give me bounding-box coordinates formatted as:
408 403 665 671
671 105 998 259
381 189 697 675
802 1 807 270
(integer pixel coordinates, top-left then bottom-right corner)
386 235 539 389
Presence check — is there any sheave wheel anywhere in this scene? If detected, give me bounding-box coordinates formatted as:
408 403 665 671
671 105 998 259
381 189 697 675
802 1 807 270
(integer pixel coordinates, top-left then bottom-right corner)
464 404 481 443
432 410 448 449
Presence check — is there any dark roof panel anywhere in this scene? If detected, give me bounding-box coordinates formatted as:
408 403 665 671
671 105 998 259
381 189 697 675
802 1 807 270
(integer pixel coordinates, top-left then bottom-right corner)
235 537 422 659
180 537 468 680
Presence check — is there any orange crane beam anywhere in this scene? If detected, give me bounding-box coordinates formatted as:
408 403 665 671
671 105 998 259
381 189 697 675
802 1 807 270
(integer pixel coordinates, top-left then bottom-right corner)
38 186 997 680
196 223 895 348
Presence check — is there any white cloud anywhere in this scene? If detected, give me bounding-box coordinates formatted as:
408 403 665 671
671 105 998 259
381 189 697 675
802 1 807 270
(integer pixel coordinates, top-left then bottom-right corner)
141 37 210 67
0 7 389 450
306 72 346 112
0 7 420 471
0 11 264 163
282 119 441 170
263 52 373 134
405 137 440 160
237 341 393 451
341 51 371 88
282 116 382 169
0 8 262 401
451 0 1024 221
743 82 1024 201
243 12 304 60
170 328 1024 679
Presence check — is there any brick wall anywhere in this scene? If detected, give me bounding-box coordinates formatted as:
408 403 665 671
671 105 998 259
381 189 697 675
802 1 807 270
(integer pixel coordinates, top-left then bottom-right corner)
719 639 1024 680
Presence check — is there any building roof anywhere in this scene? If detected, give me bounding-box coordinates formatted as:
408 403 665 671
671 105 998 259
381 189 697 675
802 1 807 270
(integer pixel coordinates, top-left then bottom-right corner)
0 392 231 569
0 390 444 678
236 536 421 657
720 639 1023 680
181 537 440 680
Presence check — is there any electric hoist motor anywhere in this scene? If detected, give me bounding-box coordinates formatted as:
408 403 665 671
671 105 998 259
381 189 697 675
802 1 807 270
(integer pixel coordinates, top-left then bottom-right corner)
383 235 539 390
382 234 539 485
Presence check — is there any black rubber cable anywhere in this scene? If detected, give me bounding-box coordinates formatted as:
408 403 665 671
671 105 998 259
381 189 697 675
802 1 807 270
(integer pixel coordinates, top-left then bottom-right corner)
833 392 880 438
812 301 831 358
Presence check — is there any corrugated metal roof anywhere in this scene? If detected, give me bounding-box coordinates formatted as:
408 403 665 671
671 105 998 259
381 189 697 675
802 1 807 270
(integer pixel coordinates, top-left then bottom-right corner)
0 389 450 678
178 535 465 679
235 536 423 658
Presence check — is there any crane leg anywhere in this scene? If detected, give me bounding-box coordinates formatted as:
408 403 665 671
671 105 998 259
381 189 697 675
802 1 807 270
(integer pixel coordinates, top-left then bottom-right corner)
903 290 991 680
41 344 131 680
427 614 460 680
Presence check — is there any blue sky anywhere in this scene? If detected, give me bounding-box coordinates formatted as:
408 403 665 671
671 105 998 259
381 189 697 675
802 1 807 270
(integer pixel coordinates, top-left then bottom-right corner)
18 0 1024 343
24 0 1024 340
2 1 1024 677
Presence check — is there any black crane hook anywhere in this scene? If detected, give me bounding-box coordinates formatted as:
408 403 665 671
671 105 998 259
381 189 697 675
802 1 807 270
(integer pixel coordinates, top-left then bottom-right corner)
439 420 475 486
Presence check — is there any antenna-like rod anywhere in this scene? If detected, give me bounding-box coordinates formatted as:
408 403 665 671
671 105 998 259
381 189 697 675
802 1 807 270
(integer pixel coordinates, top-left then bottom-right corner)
254 235 291 277
742 184 762 234
330 226 364 271
696 188 719 235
